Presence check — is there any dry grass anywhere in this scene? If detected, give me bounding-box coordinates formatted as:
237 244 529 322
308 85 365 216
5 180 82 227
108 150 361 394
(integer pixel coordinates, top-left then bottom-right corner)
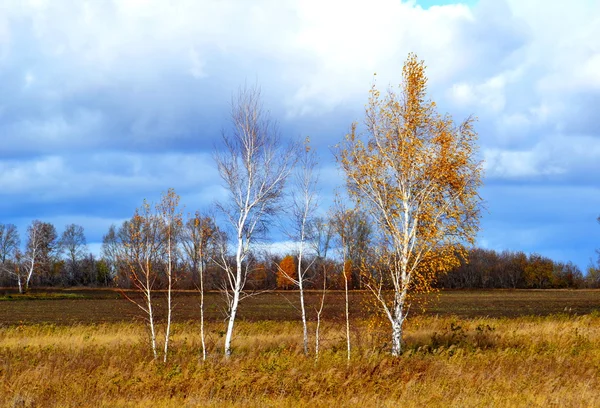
1 314 599 407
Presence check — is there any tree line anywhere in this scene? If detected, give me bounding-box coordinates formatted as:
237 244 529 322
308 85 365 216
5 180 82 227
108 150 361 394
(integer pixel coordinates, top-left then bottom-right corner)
440 248 599 289
2 217 596 293
0 222 109 291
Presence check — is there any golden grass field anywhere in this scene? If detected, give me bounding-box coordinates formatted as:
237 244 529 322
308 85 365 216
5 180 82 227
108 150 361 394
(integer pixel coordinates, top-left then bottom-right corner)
1 290 599 407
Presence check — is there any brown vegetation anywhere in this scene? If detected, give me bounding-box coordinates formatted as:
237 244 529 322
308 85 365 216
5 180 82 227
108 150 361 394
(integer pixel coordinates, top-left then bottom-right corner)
1 312 599 407
1 288 600 325
0 290 599 406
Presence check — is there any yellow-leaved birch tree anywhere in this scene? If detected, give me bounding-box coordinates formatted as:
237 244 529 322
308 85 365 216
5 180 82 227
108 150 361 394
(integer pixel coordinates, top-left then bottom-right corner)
337 54 483 356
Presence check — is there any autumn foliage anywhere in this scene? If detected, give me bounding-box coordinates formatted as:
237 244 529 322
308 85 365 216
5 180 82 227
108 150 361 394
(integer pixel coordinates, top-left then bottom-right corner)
338 53 483 355
277 255 297 289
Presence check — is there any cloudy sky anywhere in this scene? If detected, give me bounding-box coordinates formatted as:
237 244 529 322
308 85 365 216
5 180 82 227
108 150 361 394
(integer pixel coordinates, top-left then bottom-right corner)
1 0 599 270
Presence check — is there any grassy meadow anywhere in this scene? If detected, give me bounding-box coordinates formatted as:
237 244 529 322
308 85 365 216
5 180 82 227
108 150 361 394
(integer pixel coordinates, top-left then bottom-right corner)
1 289 599 407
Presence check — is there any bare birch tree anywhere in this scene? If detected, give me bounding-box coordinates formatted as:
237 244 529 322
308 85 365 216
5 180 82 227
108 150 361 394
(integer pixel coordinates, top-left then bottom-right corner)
307 216 335 362
214 84 295 358
280 137 319 356
337 54 483 356
182 212 217 361
157 188 182 363
308 216 333 362
19 221 57 293
314 265 327 362
331 199 353 362
2 250 24 293
118 202 164 360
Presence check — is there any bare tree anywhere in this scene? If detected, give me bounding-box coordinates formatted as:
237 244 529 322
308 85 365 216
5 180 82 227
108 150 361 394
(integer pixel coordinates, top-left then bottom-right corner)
156 188 183 363
214 84 295 358
310 217 332 363
0 224 20 264
280 137 320 356
308 216 335 362
58 224 87 284
118 202 164 360
0 224 20 288
331 198 353 362
309 217 334 261
19 221 57 293
182 212 217 361
101 225 120 282
314 264 327 363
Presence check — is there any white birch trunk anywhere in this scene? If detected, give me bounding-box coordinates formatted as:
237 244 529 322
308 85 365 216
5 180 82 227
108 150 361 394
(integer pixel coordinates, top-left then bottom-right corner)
297 244 309 356
199 256 206 361
146 283 158 360
391 319 402 357
314 312 321 362
299 280 308 356
25 257 35 293
314 269 326 363
390 286 408 356
224 286 240 358
163 235 173 363
344 268 350 362
224 238 243 358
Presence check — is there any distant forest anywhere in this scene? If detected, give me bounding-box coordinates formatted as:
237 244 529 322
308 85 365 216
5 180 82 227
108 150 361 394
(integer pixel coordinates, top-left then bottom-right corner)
1 220 599 291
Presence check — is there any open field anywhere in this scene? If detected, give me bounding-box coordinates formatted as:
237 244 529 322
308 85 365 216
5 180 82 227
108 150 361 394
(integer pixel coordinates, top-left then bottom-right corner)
1 288 599 325
1 289 600 407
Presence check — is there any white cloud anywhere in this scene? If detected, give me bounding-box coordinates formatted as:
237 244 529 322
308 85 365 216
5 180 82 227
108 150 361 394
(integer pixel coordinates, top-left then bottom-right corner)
0 0 507 117
449 73 513 113
0 152 220 200
483 132 600 182
188 48 207 79
253 240 313 257
286 0 476 115
0 13 9 62
483 148 565 179
1 0 598 167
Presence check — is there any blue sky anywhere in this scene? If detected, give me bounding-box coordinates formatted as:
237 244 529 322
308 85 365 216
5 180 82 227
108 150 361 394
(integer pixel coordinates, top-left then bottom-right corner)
0 0 599 270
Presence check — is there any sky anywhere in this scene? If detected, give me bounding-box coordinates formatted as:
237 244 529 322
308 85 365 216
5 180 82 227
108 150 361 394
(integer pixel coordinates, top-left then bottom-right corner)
0 0 599 270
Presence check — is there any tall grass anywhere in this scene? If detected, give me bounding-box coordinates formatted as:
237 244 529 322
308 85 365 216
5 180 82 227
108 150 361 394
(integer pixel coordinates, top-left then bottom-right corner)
1 314 599 407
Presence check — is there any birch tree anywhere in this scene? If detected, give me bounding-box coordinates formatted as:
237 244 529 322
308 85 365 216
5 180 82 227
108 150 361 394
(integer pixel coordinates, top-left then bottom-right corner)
331 200 353 362
19 221 57 293
156 188 182 363
309 216 333 362
181 212 217 361
118 201 164 360
278 138 320 355
214 85 295 358
337 54 483 356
